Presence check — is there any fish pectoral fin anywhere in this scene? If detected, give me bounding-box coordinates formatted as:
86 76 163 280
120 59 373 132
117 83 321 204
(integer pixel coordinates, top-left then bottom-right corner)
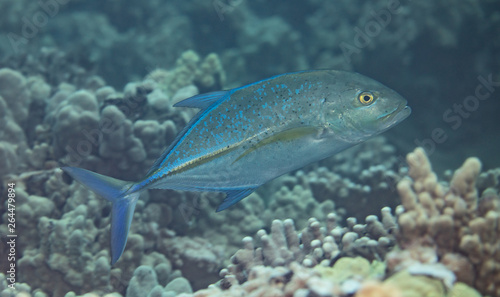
216 187 257 212
233 126 319 164
173 90 230 109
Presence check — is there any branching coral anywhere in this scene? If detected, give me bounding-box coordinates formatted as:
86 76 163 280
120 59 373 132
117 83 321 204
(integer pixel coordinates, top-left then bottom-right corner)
390 147 500 296
222 209 396 285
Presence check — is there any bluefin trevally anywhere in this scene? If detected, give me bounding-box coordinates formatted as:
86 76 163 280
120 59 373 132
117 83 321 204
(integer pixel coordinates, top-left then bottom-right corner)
62 70 411 264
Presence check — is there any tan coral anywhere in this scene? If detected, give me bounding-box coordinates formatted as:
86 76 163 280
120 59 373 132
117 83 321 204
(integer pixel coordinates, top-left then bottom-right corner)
392 147 500 296
450 157 481 210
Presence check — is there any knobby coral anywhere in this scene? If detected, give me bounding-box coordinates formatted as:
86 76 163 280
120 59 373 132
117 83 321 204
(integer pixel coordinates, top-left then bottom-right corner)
390 147 500 296
222 210 396 285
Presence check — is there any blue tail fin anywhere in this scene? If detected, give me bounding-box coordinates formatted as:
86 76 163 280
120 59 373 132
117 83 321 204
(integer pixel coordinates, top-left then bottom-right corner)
61 167 140 265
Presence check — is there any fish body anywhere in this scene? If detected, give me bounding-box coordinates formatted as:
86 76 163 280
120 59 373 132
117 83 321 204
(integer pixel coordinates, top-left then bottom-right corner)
62 70 411 264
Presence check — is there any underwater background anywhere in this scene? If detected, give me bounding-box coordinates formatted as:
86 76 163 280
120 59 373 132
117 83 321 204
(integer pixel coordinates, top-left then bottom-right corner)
0 0 499 296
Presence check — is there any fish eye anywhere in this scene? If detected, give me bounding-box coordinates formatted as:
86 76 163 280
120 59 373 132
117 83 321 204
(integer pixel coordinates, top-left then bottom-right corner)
358 91 375 105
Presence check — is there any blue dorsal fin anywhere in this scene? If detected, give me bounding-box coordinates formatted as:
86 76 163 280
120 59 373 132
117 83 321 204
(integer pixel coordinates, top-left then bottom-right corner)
216 188 257 212
146 91 231 176
173 90 230 109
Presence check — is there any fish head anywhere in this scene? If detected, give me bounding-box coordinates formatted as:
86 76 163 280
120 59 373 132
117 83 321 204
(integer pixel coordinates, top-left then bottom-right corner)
322 71 411 143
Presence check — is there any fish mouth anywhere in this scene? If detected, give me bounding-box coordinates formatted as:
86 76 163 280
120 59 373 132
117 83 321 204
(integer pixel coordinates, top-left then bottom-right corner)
379 102 411 129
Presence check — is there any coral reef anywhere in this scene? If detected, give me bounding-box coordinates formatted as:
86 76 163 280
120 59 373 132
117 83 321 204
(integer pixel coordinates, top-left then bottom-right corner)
2 135 498 296
174 148 496 297
0 68 32 176
2 60 497 295
180 260 481 297
0 0 498 293
157 236 224 290
389 147 500 296
3 165 223 297
0 51 229 296
222 211 396 285
125 266 192 297
2 49 227 184
146 50 225 97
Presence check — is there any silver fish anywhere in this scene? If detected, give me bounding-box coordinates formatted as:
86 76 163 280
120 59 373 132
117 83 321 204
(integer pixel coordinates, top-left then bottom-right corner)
62 70 411 264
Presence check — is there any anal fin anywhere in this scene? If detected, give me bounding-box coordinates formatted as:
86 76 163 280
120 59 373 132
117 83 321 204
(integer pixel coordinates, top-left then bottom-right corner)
216 188 257 212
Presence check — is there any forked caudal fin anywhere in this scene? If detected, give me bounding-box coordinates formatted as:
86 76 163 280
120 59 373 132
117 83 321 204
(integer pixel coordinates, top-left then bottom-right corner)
61 167 140 265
